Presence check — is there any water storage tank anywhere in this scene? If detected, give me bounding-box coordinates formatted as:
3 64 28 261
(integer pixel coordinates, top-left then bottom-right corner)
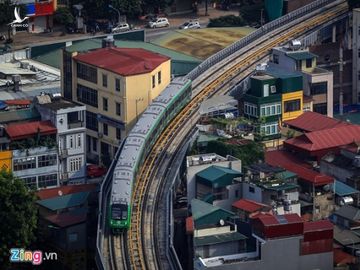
265 0 283 21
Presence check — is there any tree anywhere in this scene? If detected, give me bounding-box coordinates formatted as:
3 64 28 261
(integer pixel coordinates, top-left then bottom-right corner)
141 0 174 14
0 171 37 268
54 6 74 26
208 15 246 27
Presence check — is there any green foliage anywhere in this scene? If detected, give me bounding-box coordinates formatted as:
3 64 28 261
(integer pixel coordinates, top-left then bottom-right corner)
286 129 295 139
239 1 265 24
208 15 246 27
0 0 27 25
10 136 57 151
348 0 360 10
54 6 74 25
206 140 264 166
0 171 37 268
141 0 174 13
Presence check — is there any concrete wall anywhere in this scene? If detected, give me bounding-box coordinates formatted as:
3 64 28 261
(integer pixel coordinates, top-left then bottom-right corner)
213 183 242 211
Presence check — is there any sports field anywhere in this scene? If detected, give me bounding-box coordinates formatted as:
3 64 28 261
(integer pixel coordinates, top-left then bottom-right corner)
153 27 255 59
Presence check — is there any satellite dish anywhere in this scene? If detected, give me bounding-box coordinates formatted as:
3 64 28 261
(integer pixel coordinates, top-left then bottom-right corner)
219 219 225 226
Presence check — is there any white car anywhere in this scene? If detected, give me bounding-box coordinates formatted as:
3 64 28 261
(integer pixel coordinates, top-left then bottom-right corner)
112 23 130 33
148 18 169 28
179 20 200 29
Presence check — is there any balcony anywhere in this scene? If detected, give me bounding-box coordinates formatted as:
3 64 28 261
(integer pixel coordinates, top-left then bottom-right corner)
68 121 84 129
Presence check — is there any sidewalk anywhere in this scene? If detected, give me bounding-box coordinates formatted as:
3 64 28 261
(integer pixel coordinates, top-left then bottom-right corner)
2 6 239 50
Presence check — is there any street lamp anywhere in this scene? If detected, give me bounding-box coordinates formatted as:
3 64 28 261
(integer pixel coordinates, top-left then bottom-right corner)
109 4 121 24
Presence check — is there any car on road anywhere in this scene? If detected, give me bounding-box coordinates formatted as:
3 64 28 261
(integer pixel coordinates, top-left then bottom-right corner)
111 23 130 33
179 20 201 29
148 18 169 28
87 164 107 178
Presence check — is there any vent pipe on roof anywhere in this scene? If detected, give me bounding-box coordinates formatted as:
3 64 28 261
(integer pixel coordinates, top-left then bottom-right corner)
102 37 115 48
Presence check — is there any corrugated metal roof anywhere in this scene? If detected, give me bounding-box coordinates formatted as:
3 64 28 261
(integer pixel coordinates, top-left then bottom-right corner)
74 47 170 76
265 150 333 186
284 111 349 132
5 120 57 140
36 191 90 211
334 248 357 265
196 165 241 183
303 220 333 233
36 183 97 200
332 180 359 196
0 108 40 124
286 51 317 61
44 208 87 227
254 213 302 226
232 199 270 212
285 125 360 151
194 232 247 247
191 199 234 222
333 205 360 221
334 226 360 246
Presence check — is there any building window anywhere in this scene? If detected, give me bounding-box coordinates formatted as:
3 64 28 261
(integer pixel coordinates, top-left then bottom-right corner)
273 54 279 64
358 70 360 81
13 157 36 171
103 123 108 136
358 49 360 58
296 60 302 70
261 122 279 136
77 84 98 108
116 128 121 140
313 103 327 115
76 63 97 84
116 102 121 116
310 82 327 95
102 74 107 87
21 177 37 189
158 71 161 84
103 97 108 111
70 136 74 148
152 75 155 88
249 186 255 193
263 84 269 97
70 157 82 172
115 78 121 92
306 58 312 68
38 174 57 188
260 102 281 117
38 154 57 167
270 85 276 93
77 134 81 148
244 102 258 117
86 111 98 131
92 137 97 152
284 99 301 113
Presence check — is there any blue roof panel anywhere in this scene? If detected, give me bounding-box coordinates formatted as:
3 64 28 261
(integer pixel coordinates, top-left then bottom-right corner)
332 180 359 197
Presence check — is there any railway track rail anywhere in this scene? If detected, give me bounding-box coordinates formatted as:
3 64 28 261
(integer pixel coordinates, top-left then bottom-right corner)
127 2 348 270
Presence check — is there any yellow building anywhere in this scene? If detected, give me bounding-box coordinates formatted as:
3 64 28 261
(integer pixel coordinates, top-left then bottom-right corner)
0 150 12 172
282 90 303 121
62 44 171 164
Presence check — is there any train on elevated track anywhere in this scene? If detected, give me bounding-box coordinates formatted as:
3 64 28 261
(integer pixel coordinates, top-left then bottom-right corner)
109 77 192 232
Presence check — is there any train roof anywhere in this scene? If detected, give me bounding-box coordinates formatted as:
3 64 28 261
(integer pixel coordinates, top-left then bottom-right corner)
152 77 191 106
131 106 165 137
111 169 133 204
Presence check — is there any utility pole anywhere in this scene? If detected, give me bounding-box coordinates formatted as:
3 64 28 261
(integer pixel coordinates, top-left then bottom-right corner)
260 9 264 27
205 0 209 16
339 44 344 116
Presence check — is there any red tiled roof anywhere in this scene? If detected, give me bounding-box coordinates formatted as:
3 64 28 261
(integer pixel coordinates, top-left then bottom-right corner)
5 99 31 106
74 47 170 76
334 249 357 265
5 120 57 140
285 125 360 151
36 184 97 200
232 199 269 212
284 111 348 132
45 211 87 228
265 150 333 186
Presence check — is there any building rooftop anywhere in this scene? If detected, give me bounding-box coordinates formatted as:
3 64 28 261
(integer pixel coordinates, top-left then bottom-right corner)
251 74 274 81
198 95 238 115
303 220 333 233
5 120 56 140
44 208 87 228
36 96 83 110
331 180 359 197
334 248 357 265
275 170 297 180
334 226 360 246
194 232 247 247
284 111 348 132
196 165 242 188
285 125 360 152
247 163 284 174
36 184 97 200
266 150 333 186
0 107 40 124
285 51 317 61
232 199 270 213
36 191 90 211
333 205 360 221
73 47 170 76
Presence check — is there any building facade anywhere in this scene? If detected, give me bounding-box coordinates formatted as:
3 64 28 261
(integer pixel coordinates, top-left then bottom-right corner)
61 42 171 164
353 9 360 104
35 95 87 184
269 46 334 117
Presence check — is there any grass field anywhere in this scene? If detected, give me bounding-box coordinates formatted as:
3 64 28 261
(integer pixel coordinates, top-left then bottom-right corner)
153 27 255 59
